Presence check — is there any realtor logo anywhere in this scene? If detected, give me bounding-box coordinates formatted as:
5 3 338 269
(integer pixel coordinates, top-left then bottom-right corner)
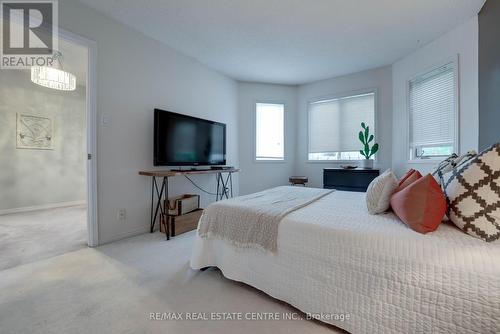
1 0 58 68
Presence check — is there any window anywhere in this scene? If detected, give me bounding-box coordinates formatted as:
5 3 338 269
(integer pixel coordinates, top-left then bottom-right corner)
409 62 457 160
308 92 375 161
255 103 284 161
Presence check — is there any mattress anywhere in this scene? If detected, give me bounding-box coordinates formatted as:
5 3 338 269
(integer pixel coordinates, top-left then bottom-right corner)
190 190 500 334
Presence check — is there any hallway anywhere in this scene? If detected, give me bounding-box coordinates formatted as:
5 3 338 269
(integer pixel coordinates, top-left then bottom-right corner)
0 205 87 270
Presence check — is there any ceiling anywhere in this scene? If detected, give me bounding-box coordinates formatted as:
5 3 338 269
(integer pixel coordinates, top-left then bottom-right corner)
78 0 484 85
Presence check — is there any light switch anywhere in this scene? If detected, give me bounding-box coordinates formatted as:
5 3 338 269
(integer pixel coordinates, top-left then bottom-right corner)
101 115 111 126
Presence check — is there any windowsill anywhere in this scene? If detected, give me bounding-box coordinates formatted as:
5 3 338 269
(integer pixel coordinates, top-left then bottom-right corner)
307 159 365 164
254 159 286 164
407 158 442 164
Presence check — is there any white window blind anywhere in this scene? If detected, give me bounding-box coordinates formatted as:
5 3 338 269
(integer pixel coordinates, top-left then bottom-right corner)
409 63 456 151
255 103 284 160
308 93 375 159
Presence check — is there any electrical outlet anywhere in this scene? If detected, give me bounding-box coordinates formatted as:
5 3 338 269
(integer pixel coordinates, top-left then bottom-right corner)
117 209 126 221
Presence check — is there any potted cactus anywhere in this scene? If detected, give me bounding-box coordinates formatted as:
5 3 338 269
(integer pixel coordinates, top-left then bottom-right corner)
358 122 378 169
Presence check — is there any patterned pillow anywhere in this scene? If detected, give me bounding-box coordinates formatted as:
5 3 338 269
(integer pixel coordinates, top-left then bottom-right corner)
365 169 398 214
442 143 500 241
433 151 477 186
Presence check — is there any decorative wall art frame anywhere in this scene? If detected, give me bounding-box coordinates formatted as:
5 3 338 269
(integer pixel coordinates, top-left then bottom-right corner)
16 113 54 150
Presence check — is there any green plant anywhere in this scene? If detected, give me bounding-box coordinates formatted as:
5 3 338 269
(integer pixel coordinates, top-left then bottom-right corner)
358 122 379 159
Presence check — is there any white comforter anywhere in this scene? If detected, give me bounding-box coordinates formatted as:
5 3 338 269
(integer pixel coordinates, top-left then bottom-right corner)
190 190 500 334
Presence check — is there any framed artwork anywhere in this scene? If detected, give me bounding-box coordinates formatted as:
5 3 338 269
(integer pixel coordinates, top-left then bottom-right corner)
16 113 54 150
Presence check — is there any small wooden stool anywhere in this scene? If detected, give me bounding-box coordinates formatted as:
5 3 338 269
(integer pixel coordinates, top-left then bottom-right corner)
289 176 308 186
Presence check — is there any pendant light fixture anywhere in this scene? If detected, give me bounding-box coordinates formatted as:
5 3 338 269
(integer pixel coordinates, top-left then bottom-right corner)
31 50 76 91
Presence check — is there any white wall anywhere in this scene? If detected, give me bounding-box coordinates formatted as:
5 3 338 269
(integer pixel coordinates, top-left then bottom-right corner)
59 0 239 244
0 70 86 212
295 66 393 188
392 16 479 176
53 0 479 244
237 82 297 194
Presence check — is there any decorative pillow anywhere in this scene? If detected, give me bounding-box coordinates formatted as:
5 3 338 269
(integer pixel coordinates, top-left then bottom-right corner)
398 169 417 186
390 174 447 234
394 169 422 193
432 151 477 186
432 154 458 177
365 169 398 214
442 143 500 242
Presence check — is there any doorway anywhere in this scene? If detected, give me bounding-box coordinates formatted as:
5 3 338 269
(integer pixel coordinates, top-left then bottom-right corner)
0 30 97 270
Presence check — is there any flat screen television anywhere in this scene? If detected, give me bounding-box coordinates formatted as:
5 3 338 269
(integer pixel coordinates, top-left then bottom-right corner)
154 109 226 166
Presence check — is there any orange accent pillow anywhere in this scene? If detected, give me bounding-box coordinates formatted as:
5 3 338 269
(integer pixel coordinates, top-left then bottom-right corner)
399 169 416 185
394 170 422 193
390 174 446 234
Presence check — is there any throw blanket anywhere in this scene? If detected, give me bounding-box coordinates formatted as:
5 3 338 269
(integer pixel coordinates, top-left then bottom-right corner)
198 186 333 253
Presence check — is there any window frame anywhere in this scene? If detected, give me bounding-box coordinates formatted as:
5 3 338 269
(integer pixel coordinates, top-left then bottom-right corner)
254 101 286 163
406 55 460 163
306 88 378 163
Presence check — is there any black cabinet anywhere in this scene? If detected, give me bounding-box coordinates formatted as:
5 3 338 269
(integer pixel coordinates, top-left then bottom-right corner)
323 168 380 192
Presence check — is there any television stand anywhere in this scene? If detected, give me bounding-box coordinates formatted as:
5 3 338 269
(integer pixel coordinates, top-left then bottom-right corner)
138 168 240 239
210 166 234 170
169 168 207 172
169 166 234 172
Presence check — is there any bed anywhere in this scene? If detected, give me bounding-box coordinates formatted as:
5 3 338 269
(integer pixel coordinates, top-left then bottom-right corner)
190 187 500 334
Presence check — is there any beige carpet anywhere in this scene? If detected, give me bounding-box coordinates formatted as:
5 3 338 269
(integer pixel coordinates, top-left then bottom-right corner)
0 205 87 270
0 231 345 334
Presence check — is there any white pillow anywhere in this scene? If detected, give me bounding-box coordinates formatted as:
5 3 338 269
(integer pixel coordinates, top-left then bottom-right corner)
365 169 398 215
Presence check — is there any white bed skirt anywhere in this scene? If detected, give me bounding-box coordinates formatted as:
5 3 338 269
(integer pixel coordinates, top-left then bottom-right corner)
191 191 500 334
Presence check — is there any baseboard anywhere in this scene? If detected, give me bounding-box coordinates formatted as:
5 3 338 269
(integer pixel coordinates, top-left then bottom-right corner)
0 200 87 216
99 226 151 245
